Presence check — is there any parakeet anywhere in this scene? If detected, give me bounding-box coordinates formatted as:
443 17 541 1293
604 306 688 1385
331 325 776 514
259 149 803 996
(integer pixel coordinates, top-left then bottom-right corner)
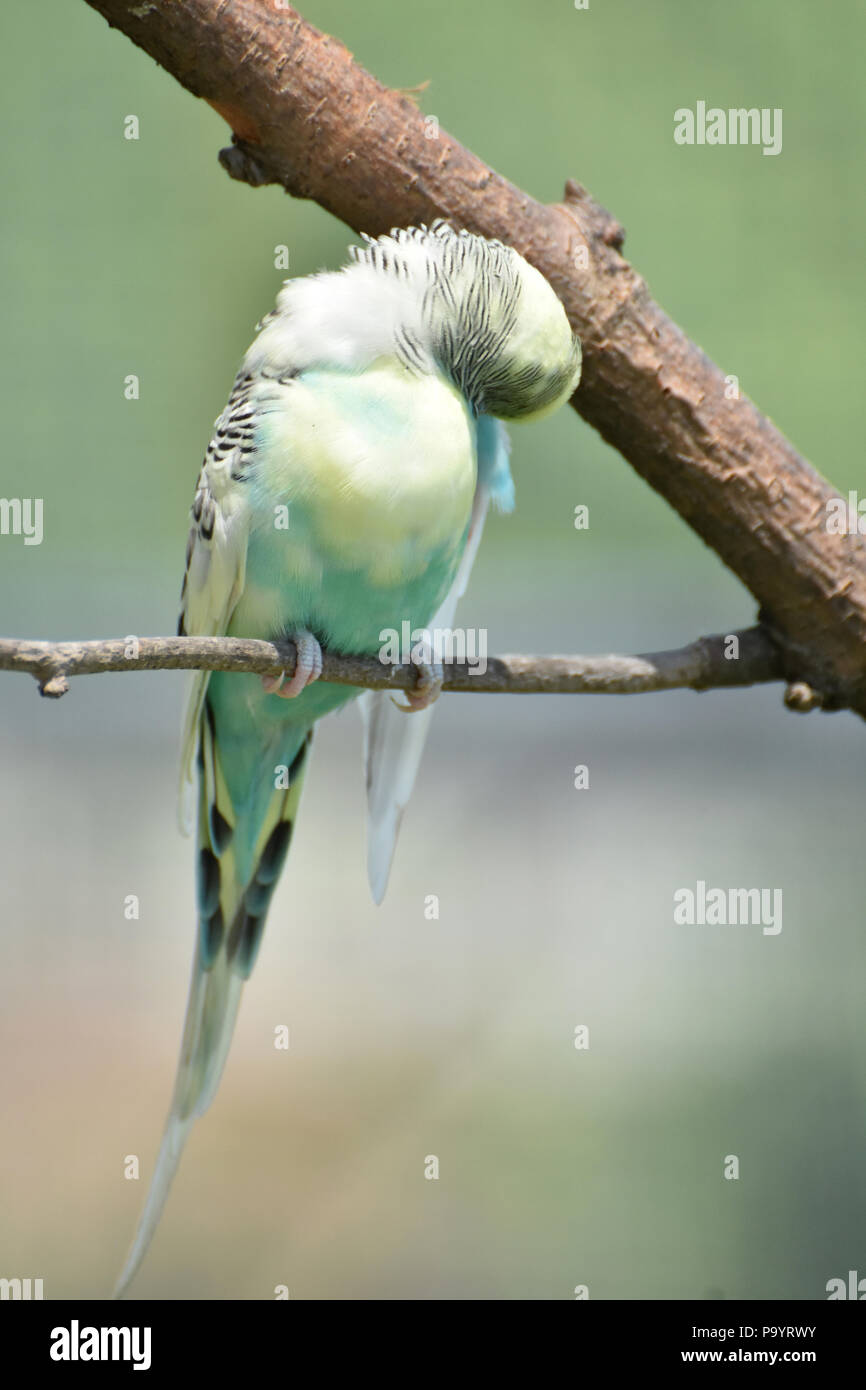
115 221 581 1295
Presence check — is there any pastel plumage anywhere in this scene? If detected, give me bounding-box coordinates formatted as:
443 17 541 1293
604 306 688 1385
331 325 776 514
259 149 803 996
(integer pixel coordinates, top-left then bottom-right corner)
115 222 581 1295
360 412 515 901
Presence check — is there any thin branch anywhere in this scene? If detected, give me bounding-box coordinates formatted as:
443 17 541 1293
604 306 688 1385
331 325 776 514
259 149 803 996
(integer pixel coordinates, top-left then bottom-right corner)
81 0 866 718
0 628 802 704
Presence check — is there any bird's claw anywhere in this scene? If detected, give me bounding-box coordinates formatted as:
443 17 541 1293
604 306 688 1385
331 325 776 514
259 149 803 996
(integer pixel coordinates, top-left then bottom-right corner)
392 654 444 713
261 631 323 699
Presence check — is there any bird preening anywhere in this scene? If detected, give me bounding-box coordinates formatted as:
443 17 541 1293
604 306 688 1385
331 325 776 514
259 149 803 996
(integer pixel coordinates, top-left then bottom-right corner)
115 221 582 1295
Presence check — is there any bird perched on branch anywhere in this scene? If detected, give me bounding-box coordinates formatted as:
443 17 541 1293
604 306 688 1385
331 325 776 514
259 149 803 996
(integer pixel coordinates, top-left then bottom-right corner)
115 221 581 1294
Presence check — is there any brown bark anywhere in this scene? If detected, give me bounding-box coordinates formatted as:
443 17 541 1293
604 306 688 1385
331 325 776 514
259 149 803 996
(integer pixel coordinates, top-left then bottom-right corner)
0 629 784 700
81 0 866 717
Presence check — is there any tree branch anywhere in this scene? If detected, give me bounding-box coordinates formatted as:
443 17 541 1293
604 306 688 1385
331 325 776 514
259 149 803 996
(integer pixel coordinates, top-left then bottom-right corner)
0 628 798 703
81 0 866 717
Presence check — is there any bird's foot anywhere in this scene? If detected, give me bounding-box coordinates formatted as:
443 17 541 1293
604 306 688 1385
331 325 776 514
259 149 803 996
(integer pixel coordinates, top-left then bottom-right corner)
393 650 444 713
262 631 323 699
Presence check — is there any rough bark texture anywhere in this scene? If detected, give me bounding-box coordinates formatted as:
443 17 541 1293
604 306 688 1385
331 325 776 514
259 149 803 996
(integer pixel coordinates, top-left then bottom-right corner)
0 629 784 700
82 0 866 716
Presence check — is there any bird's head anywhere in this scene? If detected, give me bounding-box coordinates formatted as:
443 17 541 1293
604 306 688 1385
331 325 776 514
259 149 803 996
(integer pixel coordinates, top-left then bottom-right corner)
350 222 582 421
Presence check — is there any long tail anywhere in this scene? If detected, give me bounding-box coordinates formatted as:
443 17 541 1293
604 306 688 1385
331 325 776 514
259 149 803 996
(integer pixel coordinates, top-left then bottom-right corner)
115 703 312 1297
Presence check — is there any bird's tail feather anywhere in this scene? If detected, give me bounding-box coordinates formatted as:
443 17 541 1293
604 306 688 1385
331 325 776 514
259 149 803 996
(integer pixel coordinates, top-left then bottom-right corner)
361 482 491 903
114 707 313 1297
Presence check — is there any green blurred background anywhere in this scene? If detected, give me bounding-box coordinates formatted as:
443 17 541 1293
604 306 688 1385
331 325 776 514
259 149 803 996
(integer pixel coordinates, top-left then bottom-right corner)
1 0 864 1299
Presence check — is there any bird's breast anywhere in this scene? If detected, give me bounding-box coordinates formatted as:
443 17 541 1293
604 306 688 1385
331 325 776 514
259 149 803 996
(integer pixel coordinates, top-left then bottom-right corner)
252 360 476 587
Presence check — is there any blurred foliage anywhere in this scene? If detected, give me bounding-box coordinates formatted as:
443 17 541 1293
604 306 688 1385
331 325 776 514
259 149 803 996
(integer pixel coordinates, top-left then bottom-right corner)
3 0 864 587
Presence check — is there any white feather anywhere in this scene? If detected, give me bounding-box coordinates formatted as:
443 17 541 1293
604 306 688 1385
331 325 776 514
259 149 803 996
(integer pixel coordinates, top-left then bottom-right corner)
361 482 492 903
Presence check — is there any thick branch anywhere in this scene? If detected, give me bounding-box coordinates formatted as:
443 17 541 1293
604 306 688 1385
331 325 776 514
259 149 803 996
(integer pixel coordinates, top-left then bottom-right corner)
0 629 791 702
83 1 866 717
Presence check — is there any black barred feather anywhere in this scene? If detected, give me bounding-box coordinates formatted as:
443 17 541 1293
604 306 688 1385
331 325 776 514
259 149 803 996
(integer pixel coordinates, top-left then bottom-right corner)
119 219 581 1296
115 713 312 1295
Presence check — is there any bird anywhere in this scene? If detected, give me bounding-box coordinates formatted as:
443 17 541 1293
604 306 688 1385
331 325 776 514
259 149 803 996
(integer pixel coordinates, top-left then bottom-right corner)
114 220 582 1295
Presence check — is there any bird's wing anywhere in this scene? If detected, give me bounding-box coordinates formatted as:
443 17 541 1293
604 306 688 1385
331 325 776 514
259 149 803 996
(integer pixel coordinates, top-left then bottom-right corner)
361 416 514 902
117 373 304 1297
177 376 256 832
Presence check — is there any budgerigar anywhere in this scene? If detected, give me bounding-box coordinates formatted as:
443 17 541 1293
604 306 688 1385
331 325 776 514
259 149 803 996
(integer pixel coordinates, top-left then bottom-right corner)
115 222 581 1295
